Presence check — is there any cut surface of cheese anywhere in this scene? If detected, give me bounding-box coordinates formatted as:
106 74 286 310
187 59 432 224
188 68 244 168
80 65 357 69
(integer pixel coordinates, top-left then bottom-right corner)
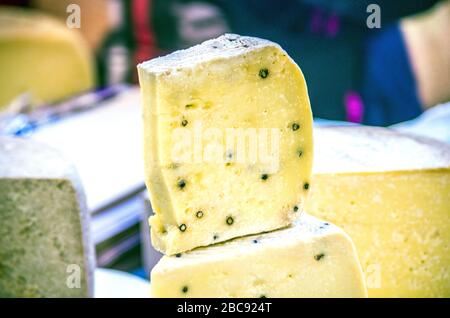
138 34 313 255
306 126 450 297
0 6 95 110
151 214 367 298
0 136 95 297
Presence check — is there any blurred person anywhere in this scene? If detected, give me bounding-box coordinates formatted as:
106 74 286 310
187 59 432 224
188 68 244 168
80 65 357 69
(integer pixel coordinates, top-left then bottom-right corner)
5 0 446 125
363 0 450 125
217 0 443 125
30 0 228 85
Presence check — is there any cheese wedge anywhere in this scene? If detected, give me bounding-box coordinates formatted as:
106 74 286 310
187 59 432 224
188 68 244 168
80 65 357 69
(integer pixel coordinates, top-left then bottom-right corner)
0 6 94 111
138 34 313 255
306 126 450 297
0 136 95 297
151 214 367 298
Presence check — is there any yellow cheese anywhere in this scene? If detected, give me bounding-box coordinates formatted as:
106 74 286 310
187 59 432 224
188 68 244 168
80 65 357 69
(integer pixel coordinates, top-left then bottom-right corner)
306 126 450 297
138 34 313 255
0 6 95 110
151 213 367 298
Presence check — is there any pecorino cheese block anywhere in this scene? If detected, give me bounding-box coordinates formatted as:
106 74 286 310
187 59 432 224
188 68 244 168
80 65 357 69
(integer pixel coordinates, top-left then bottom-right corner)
0 136 95 297
306 126 450 297
138 34 313 255
150 213 367 298
0 6 94 111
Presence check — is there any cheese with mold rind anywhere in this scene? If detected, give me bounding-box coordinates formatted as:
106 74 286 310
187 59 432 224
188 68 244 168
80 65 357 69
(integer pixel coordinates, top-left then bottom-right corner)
151 214 367 298
138 34 313 255
0 136 95 297
306 126 450 297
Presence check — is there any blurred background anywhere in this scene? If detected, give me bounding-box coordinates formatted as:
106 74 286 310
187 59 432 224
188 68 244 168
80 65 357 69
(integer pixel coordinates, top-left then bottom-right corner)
0 0 449 293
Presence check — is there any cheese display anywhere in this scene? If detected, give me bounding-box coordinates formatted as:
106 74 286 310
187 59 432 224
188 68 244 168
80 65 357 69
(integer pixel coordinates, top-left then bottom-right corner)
151 214 367 298
306 126 450 297
0 6 95 111
138 34 313 255
0 136 95 297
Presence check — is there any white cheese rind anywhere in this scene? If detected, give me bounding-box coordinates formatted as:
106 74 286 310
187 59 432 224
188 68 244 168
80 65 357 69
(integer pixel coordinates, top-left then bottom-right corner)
312 126 450 174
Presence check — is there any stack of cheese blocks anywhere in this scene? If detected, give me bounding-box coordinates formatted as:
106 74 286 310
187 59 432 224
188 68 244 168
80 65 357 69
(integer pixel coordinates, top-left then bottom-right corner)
138 34 450 297
137 34 366 298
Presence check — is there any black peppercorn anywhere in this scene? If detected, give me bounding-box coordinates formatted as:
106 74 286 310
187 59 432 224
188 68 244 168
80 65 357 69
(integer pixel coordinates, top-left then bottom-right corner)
175 253 182 258
177 179 186 189
181 119 188 127
179 224 187 232
261 174 269 181
196 211 204 218
293 205 299 212
291 123 300 131
303 182 309 190
314 253 325 261
297 149 303 157
259 68 269 78
226 216 234 225
253 239 259 244
182 286 189 293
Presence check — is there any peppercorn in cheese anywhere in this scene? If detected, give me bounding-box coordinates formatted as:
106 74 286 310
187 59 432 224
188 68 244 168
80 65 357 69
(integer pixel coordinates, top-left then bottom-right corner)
150 213 367 298
137 34 313 255
306 126 450 297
